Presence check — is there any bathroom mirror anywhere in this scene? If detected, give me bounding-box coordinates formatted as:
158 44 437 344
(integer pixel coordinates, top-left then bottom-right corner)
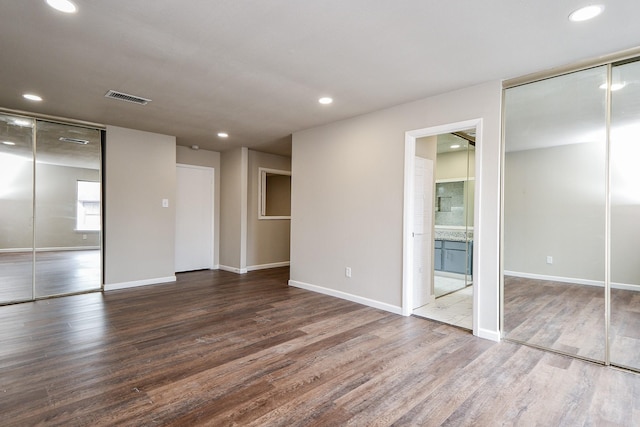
259 167 291 219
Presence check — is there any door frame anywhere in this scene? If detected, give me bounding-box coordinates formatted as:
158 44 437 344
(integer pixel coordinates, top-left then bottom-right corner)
402 119 482 336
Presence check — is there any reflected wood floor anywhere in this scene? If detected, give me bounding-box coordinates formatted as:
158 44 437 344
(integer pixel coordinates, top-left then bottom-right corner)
0 250 101 302
504 275 640 369
1 268 639 426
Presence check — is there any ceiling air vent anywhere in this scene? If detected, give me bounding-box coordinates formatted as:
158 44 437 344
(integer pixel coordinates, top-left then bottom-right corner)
104 90 151 105
59 137 89 145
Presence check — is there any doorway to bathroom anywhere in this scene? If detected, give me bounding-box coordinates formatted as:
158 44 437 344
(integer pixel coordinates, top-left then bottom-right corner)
403 121 477 331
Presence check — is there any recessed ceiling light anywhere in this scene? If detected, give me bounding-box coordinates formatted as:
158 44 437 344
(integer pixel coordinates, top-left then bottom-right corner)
46 0 77 13
318 97 333 105
217 132 229 138
13 119 32 127
569 5 604 22
23 93 43 102
450 144 461 149
599 82 626 91
2 141 16 146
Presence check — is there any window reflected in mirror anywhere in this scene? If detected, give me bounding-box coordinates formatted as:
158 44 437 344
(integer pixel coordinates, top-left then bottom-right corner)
0 114 102 303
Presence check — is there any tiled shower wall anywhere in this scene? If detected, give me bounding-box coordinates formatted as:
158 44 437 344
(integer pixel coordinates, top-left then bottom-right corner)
435 181 465 226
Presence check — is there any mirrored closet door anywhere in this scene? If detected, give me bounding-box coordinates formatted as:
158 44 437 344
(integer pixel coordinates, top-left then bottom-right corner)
503 66 607 363
0 114 35 302
610 59 640 371
503 57 640 372
0 113 102 304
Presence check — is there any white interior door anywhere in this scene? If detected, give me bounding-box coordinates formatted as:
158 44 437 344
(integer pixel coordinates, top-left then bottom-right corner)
413 156 434 308
175 164 214 272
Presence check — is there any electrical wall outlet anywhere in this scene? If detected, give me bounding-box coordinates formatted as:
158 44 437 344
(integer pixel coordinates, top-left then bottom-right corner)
546 256 553 265
345 267 352 278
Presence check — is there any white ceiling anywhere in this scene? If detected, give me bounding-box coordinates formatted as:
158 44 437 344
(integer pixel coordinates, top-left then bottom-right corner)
1 1 639 156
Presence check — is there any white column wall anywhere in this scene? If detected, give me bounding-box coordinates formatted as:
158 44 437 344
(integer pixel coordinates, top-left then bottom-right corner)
290 81 502 340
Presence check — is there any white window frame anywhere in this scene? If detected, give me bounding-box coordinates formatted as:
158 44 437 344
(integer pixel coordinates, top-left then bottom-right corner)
76 180 101 232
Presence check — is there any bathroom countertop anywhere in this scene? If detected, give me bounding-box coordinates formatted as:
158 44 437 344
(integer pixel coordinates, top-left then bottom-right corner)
434 229 473 242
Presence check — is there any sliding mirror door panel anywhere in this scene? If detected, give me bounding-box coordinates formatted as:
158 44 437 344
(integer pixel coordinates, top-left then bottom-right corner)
0 114 35 303
610 60 640 371
503 66 607 362
34 121 102 297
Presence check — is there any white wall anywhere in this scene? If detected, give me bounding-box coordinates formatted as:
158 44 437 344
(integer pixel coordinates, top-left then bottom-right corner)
219 148 291 273
504 142 607 282
247 150 291 269
176 146 221 268
290 81 502 340
219 147 248 272
436 149 475 180
416 136 437 162
104 126 176 289
436 148 476 228
34 164 100 249
0 153 35 249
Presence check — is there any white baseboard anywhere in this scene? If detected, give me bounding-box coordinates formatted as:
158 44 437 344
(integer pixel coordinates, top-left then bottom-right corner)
37 246 101 252
476 327 501 342
504 271 640 291
0 248 32 253
288 279 403 315
247 261 290 272
0 247 100 253
104 276 176 291
219 265 248 274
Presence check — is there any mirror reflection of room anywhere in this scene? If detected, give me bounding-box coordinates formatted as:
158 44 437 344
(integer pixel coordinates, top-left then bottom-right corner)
412 129 475 330
503 59 640 373
502 66 608 363
0 114 102 303
433 133 474 298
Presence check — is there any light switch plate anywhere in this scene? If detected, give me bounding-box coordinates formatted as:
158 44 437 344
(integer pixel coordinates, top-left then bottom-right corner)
162 199 169 208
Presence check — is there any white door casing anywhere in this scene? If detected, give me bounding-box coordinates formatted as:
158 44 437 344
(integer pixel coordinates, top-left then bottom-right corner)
403 118 482 338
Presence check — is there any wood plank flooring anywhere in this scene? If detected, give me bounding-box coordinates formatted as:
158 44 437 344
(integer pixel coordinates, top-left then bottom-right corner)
1 267 639 426
504 275 640 370
0 250 101 302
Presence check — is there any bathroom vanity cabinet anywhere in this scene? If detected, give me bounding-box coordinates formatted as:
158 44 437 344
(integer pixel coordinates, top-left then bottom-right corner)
434 239 472 275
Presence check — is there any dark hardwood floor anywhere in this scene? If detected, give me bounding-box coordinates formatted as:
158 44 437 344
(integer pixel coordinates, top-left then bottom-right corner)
1 267 639 426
